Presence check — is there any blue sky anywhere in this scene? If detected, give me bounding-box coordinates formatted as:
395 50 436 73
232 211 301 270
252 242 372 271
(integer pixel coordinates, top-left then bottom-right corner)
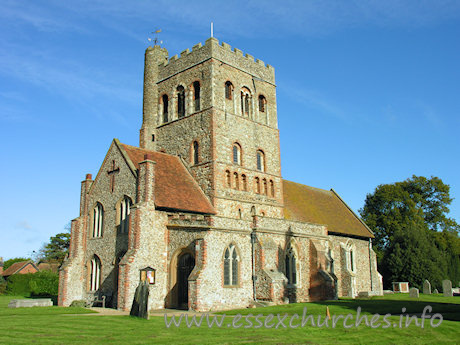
1 0 459 259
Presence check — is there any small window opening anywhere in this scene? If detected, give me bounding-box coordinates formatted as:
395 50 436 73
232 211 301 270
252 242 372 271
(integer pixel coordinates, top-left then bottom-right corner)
234 172 239 190
233 143 241 165
242 174 247 191
256 150 265 172
258 95 266 112
193 81 200 111
177 85 185 118
225 81 233 100
193 141 199 165
162 94 169 123
226 170 231 188
255 177 260 194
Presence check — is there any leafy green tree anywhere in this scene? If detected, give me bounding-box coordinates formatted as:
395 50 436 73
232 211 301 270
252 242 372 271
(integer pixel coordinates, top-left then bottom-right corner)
399 176 459 233
37 224 71 263
3 258 30 271
360 175 459 289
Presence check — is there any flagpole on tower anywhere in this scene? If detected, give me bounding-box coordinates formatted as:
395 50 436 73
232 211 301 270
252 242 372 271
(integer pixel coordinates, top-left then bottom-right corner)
211 22 213 38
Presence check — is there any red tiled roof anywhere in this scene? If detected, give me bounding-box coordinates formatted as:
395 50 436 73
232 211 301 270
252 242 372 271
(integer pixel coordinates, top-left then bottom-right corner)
283 180 374 238
120 143 216 215
2 261 38 277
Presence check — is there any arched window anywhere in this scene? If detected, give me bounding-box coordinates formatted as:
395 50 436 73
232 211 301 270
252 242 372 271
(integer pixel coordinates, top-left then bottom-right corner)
225 81 233 100
226 170 231 188
240 88 251 116
224 244 239 286
92 203 104 238
232 143 241 165
255 177 260 194
193 81 200 111
238 208 242 219
270 180 275 197
177 85 185 118
263 178 268 195
192 141 199 165
162 94 169 123
119 196 132 234
234 172 239 190
256 150 265 172
285 246 297 285
258 95 266 112
241 174 247 191
350 250 354 271
345 241 355 272
89 255 101 291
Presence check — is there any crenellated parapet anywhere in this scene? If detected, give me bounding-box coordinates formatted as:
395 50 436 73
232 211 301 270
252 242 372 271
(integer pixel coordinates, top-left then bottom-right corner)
158 37 275 84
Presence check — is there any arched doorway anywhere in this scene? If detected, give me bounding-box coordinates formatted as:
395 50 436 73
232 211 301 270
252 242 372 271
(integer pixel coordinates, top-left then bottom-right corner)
177 252 195 309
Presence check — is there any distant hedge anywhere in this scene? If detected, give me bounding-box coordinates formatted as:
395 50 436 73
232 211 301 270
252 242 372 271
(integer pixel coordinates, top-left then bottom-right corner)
6 271 59 296
0 276 6 295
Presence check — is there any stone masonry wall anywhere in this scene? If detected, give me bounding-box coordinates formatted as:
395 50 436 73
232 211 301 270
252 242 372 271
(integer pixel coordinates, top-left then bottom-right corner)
329 235 378 297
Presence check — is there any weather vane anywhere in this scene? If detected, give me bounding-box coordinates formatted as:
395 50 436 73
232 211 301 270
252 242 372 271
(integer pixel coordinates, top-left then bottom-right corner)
148 29 162 45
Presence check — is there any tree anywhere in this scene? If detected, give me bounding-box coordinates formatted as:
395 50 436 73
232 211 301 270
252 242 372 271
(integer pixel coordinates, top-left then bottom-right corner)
3 258 31 271
360 175 460 289
398 176 459 233
37 224 71 263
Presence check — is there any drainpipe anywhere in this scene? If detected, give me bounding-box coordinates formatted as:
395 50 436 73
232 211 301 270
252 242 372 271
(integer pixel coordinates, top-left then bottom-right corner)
251 231 257 302
369 238 373 292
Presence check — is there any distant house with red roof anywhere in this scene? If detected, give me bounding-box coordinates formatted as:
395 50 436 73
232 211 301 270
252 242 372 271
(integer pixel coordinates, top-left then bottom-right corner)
2 261 39 279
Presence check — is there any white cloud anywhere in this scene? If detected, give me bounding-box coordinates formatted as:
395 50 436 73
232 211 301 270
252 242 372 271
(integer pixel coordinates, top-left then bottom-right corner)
14 220 32 231
3 0 459 43
49 0 460 38
280 81 350 122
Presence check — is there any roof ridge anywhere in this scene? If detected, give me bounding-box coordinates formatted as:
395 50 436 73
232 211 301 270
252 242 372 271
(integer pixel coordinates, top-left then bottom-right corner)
120 142 177 158
283 179 332 195
330 189 374 236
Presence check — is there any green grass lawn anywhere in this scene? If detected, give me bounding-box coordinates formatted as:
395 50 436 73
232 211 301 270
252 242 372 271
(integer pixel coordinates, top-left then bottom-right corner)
0 294 458 344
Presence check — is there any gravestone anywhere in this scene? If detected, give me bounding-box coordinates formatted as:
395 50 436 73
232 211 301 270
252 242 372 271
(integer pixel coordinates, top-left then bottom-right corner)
130 281 149 319
442 280 453 297
423 280 431 294
409 287 419 298
8 299 53 308
433 289 439 294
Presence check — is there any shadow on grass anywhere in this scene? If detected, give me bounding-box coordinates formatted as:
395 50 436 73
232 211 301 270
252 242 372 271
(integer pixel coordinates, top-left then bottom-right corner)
220 295 460 323
314 299 460 322
27 294 58 305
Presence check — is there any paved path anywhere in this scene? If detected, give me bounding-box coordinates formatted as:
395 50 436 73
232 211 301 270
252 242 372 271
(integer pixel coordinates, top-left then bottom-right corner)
150 308 215 317
65 307 213 317
88 307 130 316
63 307 129 316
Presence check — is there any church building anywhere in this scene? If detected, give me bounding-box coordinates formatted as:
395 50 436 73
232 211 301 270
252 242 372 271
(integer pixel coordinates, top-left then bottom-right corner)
58 37 383 311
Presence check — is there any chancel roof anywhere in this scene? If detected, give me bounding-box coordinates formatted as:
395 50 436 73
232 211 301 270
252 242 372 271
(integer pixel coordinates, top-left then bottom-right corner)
119 142 216 215
283 180 374 238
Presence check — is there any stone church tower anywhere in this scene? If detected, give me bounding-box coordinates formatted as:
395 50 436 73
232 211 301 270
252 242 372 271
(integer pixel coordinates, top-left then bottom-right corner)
59 38 382 311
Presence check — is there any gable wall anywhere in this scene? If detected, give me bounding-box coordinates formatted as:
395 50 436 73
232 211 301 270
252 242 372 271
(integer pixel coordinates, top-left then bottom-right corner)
83 143 137 301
